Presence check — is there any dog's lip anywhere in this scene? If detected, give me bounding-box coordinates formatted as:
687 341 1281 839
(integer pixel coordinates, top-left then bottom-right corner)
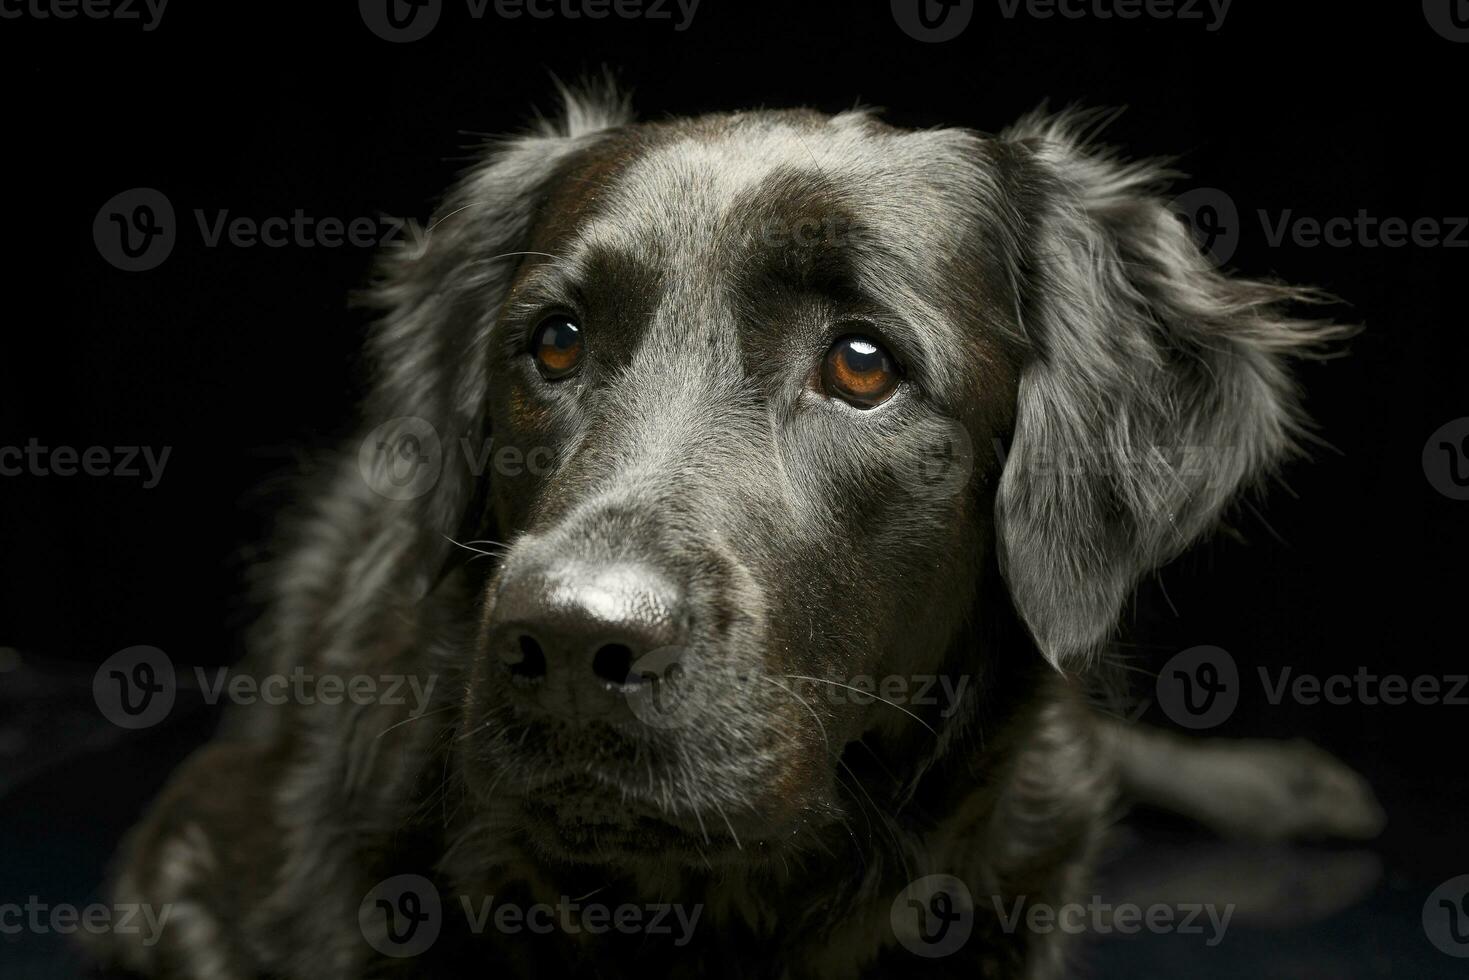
523 772 702 826
519 794 739 857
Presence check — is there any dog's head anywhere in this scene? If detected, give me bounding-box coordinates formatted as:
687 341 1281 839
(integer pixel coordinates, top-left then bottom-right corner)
358 86 1339 869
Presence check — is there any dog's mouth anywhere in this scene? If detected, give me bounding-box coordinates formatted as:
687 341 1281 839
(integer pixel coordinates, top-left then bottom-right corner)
470 672 833 866
521 796 735 860
515 778 750 864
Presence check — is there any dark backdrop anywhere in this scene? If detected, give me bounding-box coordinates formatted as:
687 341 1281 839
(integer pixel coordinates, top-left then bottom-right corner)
1 2 1464 976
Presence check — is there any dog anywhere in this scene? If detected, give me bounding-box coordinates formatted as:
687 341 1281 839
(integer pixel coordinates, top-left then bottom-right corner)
99 84 1384 979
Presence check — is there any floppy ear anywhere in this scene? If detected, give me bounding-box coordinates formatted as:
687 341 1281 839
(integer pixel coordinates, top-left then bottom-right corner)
354 82 632 584
992 109 1349 669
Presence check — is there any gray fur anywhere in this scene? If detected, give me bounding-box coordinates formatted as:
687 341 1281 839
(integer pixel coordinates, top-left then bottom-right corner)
993 107 1349 665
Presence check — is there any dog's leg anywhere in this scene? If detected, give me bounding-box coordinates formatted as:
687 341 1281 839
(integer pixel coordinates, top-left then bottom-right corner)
1100 720 1385 840
96 738 289 980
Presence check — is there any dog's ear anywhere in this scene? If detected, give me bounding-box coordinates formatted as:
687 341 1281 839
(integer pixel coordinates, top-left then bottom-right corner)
353 81 632 585
991 109 1349 669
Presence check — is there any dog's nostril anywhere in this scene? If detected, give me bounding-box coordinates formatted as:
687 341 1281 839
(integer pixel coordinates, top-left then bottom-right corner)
509 635 547 681
591 643 635 688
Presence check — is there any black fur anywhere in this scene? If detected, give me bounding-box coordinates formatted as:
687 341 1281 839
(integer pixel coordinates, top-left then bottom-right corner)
98 86 1374 980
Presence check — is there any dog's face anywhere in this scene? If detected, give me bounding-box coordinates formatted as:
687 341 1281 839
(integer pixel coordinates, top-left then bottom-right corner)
463 112 1020 865
363 94 1332 871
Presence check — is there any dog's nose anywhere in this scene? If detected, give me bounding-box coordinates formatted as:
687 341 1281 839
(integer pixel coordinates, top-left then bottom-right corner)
486 561 686 720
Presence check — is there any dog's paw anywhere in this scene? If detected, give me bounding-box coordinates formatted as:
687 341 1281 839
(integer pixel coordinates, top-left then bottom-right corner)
1200 738 1387 841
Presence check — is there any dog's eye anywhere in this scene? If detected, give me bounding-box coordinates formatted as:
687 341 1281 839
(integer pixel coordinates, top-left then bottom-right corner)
529 314 584 379
822 335 899 408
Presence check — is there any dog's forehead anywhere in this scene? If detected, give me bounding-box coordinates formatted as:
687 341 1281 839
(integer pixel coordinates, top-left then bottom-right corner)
539 111 994 393
583 111 972 259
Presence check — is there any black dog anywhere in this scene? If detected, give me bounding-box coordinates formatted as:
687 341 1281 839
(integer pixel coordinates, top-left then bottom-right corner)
100 85 1382 979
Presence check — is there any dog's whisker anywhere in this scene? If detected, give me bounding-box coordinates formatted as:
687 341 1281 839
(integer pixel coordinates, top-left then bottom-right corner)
712 799 742 851
759 675 831 754
782 674 937 737
441 534 501 560
375 703 457 740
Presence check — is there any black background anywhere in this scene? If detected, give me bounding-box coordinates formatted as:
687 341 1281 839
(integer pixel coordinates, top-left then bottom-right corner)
1 1 1465 976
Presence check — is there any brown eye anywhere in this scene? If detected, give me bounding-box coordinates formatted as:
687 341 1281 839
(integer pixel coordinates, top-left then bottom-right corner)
822 335 900 407
530 314 583 379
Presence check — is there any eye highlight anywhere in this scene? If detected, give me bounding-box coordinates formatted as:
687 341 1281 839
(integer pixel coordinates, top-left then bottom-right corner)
529 314 583 379
822 334 900 408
